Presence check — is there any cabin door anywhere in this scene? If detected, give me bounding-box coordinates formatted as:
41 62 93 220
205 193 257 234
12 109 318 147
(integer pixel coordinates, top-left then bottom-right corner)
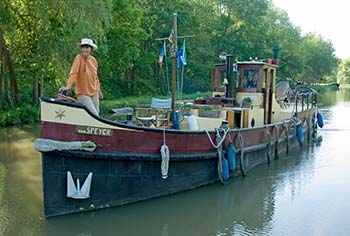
264 69 273 124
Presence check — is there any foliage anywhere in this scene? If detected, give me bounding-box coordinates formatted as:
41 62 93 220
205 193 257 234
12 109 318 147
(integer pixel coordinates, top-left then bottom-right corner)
0 105 38 127
300 33 339 84
0 0 341 119
337 59 350 84
195 105 221 111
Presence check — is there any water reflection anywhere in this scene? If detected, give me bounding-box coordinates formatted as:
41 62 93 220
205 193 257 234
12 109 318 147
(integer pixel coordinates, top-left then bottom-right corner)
0 164 10 236
1 89 350 236
0 125 43 236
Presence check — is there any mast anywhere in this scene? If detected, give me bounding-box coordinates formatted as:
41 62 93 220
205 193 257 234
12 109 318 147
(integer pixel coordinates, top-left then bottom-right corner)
170 13 178 111
156 13 194 112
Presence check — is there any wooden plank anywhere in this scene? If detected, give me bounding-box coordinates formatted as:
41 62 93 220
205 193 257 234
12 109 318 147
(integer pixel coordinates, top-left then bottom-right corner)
227 110 235 129
243 109 249 128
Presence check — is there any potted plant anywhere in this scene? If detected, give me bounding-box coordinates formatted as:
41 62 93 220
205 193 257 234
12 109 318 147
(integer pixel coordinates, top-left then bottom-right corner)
242 97 252 108
197 106 221 118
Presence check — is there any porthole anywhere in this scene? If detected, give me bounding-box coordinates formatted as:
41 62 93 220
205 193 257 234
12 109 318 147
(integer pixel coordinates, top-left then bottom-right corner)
251 118 255 127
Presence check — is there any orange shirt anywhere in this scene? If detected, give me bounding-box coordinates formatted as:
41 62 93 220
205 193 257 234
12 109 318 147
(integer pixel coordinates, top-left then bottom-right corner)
67 54 100 96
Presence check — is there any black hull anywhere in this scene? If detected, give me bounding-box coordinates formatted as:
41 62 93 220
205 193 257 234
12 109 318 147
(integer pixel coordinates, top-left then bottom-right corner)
42 134 302 217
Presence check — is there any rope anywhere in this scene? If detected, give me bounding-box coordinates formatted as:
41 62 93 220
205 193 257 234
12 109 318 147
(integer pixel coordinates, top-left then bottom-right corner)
237 133 246 177
273 125 279 159
204 128 230 149
160 129 170 179
292 116 301 126
227 129 233 143
265 127 272 164
283 122 289 154
216 134 225 184
163 128 166 144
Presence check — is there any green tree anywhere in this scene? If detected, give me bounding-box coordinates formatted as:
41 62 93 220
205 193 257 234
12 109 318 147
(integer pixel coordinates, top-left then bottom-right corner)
337 59 350 84
263 6 304 81
301 33 339 85
0 0 342 115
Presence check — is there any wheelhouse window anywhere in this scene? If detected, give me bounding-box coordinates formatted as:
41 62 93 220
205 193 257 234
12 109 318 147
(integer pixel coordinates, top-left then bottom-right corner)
216 68 226 86
212 66 227 92
241 69 259 88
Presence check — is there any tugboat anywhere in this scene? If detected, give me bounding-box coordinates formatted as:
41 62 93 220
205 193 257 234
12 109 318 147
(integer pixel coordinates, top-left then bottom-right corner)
35 14 320 217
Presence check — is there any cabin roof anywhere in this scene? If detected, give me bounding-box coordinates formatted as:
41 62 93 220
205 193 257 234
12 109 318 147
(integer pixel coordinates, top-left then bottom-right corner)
214 61 278 68
239 61 266 65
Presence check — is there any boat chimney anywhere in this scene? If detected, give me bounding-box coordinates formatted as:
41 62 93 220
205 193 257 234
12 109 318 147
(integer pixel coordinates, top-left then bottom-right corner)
272 44 279 65
225 49 237 100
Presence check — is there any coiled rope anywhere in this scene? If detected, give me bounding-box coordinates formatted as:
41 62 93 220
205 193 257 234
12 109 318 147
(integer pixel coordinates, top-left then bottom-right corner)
160 129 170 179
237 133 246 177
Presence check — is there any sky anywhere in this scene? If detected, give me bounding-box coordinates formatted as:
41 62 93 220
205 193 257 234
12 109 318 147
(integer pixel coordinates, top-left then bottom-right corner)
273 0 350 59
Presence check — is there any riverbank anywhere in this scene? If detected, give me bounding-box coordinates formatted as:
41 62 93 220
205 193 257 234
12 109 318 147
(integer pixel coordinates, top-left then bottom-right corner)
0 105 39 127
313 83 340 92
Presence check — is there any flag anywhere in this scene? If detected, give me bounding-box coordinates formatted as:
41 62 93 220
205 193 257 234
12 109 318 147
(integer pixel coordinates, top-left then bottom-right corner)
158 41 166 68
177 40 187 68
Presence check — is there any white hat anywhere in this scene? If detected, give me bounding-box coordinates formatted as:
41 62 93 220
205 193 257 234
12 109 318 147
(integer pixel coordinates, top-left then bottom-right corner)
79 38 97 50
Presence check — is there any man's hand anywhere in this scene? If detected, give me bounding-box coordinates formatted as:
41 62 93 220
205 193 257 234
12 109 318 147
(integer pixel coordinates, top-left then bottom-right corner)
99 90 104 99
59 87 70 92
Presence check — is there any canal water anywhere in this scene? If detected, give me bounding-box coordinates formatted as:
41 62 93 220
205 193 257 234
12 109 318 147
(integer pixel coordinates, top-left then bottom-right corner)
1 89 350 236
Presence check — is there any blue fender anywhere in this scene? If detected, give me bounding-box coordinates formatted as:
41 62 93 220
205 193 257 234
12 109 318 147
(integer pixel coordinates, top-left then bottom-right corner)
226 142 236 172
317 113 324 128
221 155 229 183
296 125 304 145
171 111 180 130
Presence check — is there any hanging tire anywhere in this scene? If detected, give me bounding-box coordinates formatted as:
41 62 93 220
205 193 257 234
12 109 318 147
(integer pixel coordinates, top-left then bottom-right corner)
237 134 246 177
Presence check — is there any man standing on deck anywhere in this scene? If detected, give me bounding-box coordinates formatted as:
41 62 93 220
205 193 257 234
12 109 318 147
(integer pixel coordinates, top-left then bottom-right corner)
60 38 103 116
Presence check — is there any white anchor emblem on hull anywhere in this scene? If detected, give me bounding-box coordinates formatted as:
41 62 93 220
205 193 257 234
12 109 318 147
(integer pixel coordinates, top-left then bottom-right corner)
66 171 93 199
